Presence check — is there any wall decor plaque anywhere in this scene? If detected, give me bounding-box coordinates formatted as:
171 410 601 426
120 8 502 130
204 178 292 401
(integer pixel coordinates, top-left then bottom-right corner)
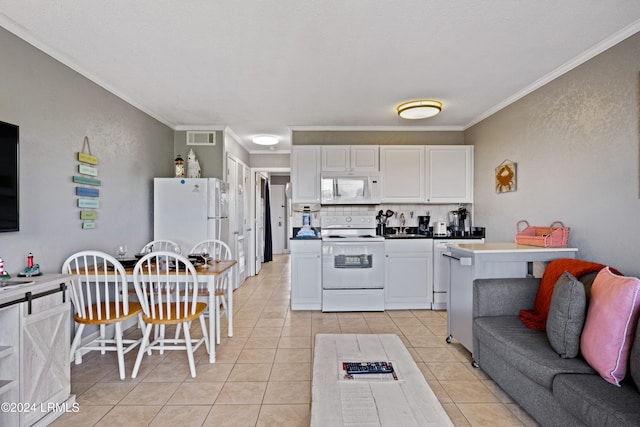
78 198 99 209
76 187 99 197
80 210 98 220
78 164 98 176
76 136 100 229
495 159 517 193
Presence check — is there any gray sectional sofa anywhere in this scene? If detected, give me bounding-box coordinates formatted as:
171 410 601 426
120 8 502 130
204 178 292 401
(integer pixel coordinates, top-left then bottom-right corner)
472 277 640 427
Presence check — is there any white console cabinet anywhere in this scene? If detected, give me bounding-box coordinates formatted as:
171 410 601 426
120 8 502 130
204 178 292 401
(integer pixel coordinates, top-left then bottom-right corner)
290 239 322 310
0 274 74 427
384 239 433 309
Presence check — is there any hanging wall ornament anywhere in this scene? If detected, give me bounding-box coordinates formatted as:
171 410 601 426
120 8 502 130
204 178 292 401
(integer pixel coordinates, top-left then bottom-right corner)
75 136 100 229
495 159 517 193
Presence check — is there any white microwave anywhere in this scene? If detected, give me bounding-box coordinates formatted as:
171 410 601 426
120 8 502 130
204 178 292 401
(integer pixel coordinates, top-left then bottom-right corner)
320 173 382 204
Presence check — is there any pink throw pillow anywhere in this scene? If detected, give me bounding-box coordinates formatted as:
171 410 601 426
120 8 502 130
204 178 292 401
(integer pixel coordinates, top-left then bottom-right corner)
580 267 640 386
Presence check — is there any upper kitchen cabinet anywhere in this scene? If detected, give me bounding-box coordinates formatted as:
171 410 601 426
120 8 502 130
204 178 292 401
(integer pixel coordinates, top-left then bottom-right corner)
380 146 425 203
425 146 473 203
321 145 379 172
291 146 321 203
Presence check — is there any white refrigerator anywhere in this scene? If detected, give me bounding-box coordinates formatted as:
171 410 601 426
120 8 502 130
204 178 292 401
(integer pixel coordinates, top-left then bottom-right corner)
154 178 230 254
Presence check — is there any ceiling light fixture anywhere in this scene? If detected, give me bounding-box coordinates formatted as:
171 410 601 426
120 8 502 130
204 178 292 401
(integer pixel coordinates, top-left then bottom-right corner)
397 99 442 119
252 135 279 145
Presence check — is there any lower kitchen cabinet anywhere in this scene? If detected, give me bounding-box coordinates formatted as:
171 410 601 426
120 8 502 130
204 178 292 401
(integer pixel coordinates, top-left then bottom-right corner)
384 239 433 309
290 239 322 310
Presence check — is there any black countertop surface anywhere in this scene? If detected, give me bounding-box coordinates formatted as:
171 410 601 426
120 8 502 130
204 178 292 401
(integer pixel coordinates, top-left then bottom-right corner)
290 226 486 240
384 226 485 239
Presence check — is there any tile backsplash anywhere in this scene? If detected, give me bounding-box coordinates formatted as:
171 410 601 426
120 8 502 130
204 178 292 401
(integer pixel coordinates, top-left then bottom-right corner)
292 204 469 228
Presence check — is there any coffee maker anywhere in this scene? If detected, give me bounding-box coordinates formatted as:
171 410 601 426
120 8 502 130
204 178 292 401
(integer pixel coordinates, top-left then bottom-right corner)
449 207 471 236
457 207 471 235
418 215 431 235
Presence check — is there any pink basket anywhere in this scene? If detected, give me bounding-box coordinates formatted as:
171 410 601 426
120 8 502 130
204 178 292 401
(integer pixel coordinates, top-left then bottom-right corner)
515 220 570 247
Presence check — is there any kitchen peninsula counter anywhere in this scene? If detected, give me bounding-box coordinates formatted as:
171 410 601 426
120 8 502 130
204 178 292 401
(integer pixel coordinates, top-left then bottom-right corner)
446 243 578 356
452 242 578 254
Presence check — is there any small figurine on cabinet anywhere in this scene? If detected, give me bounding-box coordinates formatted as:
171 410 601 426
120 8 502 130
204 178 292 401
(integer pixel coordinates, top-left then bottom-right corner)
0 258 10 279
187 149 201 178
174 154 185 178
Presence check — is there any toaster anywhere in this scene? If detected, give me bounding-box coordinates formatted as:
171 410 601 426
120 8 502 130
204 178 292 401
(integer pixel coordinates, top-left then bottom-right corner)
434 220 448 236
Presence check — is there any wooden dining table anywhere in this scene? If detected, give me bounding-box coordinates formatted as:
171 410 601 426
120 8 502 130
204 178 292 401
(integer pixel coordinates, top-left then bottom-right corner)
108 259 237 364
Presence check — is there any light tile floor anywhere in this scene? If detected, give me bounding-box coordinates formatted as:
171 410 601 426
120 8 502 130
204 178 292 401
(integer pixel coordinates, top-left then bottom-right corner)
52 254 539 427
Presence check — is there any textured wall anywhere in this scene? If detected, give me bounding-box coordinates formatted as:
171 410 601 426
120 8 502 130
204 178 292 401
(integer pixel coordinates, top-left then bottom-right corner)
292 130 464 145
173 130 224 180
250 153 290 168
0 27 174 273
466 32 640 275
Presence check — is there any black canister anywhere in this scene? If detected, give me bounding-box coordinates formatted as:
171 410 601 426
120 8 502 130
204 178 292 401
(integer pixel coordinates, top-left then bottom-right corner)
418 216 430 234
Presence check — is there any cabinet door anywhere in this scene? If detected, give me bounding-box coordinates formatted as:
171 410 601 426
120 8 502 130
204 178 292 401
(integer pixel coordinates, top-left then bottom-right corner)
380 147 425 202
425 146 473 203
384 240 433 309
20 291 70 426
321 146 349 172
385 252 432 309
291 146 321 203
291 241 322 310
350 146 379 171
321 146 379 172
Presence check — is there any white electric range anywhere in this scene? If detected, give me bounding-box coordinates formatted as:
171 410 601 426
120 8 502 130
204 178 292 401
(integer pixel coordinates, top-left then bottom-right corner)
320 215 385 312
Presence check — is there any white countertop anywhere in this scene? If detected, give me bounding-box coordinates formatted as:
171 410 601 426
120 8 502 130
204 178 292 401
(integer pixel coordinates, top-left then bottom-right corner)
451 242 579 254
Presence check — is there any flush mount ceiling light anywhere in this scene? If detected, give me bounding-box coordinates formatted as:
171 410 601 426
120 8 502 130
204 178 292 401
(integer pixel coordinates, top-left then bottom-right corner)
397 99 442 119
252 135 279 145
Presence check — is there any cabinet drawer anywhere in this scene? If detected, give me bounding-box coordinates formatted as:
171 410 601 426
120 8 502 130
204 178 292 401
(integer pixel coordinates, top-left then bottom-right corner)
291 239 321 253
385 239 433 253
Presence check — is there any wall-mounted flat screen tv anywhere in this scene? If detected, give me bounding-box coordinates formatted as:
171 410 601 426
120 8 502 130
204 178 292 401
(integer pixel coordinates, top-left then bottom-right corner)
0 121 19 232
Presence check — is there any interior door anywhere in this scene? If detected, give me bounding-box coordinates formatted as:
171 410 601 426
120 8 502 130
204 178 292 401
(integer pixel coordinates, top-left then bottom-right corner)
242 165 251 279
255 174 266 274
270 184 286 254
226 155 238 267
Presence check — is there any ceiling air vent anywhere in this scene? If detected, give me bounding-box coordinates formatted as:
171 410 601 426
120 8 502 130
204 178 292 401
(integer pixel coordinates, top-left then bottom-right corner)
186 131 216 146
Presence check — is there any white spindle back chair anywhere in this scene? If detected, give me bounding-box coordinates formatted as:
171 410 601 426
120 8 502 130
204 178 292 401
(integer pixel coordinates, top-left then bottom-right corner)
62 250 143 380
131 251 209 378
189 239 233 344
140 239 182 255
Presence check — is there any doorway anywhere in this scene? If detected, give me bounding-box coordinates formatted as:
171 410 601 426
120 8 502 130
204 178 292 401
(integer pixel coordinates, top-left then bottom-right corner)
270 184 286 255
249 169 290 277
